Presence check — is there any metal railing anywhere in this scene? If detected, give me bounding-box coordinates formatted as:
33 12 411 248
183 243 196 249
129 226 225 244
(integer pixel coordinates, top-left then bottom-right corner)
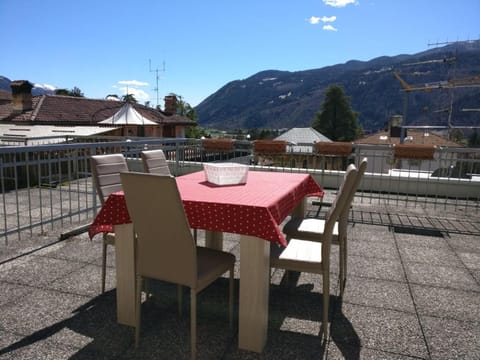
1 136 479 248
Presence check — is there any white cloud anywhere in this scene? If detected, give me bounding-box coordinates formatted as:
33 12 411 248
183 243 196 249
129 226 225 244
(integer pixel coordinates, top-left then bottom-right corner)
321 16 337 22
309 15 337 25
323 0 358 7
118 80 149 87
34 83 57 91
119 86 150 102
323 24 338 31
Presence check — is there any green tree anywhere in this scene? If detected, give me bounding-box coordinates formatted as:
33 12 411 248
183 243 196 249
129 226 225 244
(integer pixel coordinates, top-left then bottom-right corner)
311 84 361 141
449 129 467 145
122 94 137 103
168 93 201 138
469 130 480 147
55 86 84 97
70 86 84 97
170 93 197 121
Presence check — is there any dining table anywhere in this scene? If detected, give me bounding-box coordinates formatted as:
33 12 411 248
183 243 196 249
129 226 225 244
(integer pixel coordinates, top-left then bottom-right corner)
89 169 323 353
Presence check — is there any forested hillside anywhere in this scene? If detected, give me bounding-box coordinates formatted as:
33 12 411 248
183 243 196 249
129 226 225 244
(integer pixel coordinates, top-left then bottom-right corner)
195 41 480 133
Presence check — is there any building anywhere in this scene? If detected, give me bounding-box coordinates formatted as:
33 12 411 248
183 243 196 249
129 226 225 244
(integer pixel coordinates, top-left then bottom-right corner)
0 81 196 145
355 117 463 175
252 128 332 168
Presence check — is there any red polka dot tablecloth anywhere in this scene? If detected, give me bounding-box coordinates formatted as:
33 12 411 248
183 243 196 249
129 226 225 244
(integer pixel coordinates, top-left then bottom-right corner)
89 170 323 247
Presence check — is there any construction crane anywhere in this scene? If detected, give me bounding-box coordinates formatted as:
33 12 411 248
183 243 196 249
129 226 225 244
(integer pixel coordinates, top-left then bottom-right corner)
392 71 444 92
403 56 457 67
393 71 480 92
392 40 480 140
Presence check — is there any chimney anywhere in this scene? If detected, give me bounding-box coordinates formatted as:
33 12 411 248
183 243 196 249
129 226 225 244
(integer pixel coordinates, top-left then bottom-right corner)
389 115 405 138
11 80 34 113
164 95 177 114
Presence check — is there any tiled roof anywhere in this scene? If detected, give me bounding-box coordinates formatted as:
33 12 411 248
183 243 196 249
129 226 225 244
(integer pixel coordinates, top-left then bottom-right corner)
0 90 12 103
275 127 331 153
0 95 195 126
0 124 116 145
275 127 331 143
355 129 462 147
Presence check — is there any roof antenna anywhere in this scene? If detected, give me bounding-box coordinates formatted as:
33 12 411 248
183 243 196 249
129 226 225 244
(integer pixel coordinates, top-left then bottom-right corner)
149 59 166 108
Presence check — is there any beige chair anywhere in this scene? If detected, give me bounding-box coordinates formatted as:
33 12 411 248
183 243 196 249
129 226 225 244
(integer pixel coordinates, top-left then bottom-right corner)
91 154 129 293
141 149 171 175
120 172 235 360
141 148 200 242
282 158 367 295
271 165 358 340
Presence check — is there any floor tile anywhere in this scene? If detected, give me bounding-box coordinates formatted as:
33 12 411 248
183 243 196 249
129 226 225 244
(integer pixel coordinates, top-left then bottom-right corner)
421 315 480 360
342 277 415 313
411 284 480 322
404 262 480 291
331 303 428 358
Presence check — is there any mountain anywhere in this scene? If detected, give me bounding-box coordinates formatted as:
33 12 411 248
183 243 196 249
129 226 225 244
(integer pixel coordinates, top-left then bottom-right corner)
0 76 55 96
195 41 480 133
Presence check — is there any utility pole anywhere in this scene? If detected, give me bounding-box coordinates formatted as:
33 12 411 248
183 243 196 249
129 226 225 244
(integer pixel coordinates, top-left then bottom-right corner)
149 59 165 108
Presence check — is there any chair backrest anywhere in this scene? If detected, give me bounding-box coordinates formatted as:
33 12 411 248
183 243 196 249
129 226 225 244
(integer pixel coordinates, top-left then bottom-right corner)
339 157 368 222
120 172 196 287
141 149 171 176
326 164 358 223
322 164 358 242
322 165 358 259
91 154 129 205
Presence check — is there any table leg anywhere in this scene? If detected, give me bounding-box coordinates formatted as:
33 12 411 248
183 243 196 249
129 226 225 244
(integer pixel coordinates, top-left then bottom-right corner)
114 223 136 327
291 197 306 218
205 230 223 250
238 235 270 352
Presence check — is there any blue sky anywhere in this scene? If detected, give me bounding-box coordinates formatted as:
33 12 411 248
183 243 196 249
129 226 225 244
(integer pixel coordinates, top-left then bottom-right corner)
1 0 479 107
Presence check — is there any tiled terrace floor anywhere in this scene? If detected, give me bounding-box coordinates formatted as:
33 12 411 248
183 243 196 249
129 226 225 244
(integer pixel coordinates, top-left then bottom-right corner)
0 201 479 359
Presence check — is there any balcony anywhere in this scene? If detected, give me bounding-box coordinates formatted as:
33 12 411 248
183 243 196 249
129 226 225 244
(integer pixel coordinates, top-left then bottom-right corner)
0 138 479 359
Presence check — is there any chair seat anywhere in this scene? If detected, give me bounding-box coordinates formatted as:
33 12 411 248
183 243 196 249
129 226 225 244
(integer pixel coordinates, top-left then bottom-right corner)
283 218 339 244
271 239 324 273
196 247 236 291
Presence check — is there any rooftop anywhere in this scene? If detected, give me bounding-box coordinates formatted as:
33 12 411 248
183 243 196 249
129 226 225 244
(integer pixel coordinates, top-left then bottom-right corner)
0 93 195 126
275 127 332 153
1 197 478 359
356 129 461 147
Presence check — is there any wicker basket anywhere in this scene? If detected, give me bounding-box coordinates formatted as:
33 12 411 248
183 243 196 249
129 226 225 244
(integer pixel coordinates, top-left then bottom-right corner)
203 163 249 185
394 144 436 160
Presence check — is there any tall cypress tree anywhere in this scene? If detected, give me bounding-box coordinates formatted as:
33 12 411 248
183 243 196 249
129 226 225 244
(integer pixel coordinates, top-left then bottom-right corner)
312 84 361 141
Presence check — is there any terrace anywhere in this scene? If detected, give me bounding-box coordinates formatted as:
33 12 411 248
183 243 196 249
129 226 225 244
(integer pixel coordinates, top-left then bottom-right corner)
0 138 479 359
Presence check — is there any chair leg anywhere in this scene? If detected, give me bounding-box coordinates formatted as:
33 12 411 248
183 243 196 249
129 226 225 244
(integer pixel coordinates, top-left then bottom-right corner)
190 289 196 360
135 276 143 348
322 274 329 340
178 285 183 316
338 233 348 297
144 279 151 300
339 238 345 297
342 238 348 296
101 240 108 293
314 199 323 218
229 267 234 330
